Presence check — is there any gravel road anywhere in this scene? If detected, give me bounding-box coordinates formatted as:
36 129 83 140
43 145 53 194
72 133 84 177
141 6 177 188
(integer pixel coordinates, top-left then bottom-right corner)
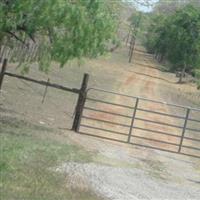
56 131 200 200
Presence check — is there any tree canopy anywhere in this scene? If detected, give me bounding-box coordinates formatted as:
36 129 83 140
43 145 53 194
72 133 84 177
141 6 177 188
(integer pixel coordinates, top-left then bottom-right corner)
144 4 200 84
0 0 120 70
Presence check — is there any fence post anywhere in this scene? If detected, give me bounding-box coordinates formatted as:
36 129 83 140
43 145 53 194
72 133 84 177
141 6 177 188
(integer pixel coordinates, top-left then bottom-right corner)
127 98 139 143
178 108 190 153
72 73 89 132
0 59 7 91
42 78 50 104
129 36 135 63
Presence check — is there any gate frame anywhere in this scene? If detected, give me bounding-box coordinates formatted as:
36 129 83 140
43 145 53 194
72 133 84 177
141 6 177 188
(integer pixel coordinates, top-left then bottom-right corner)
76 87 200 159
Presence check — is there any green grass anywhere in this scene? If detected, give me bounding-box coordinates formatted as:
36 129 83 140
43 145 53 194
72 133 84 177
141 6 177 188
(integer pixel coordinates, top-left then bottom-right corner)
0 116 101 200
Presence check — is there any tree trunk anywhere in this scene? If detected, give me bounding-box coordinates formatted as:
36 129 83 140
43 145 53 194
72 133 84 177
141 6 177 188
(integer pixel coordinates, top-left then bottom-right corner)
154 51 157 59
129 37 135 63
156 53 160 61
128 36 133 57
0 46 6 62
126 28 131 46
178 64 186 83
159 54 164 63
0 51 1 63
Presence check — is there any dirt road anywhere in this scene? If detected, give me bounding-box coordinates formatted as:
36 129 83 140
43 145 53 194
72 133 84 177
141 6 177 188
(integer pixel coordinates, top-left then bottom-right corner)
64 46 200 199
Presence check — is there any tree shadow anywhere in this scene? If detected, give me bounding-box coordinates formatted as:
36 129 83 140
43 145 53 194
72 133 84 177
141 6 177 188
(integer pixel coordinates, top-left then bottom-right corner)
134 61 167 71
128 69 176 84
134 49 154 58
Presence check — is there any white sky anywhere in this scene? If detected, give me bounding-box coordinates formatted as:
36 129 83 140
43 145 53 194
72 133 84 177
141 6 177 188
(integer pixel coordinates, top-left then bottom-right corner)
127 0 159 12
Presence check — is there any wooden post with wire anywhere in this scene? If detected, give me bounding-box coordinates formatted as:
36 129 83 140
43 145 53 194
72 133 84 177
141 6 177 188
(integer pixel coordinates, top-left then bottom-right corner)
72 73 89 132
0 59 7 91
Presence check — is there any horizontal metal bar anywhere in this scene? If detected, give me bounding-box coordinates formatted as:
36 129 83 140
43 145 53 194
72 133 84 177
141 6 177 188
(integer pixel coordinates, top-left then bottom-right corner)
131 142 200 159
182 145 200 151
130 142 178 154
84 107 132 119
78 130 200 159
179 152 200 159
139 98 188 110
131 135 179 146
80 124 128 136
135 117 183 129
190 107 200 112
82 116 130 128
133 126 181 138
86 98 135 109
184 136 200 142
4 72 80 94
87 88 137 100
188 118 200 123
186 127 200 133
137 108 185 119
79 131 127 143
87 87 200 111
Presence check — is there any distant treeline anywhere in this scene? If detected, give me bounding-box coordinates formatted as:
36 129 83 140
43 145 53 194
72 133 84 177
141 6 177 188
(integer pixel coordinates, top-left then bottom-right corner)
144 4 200 86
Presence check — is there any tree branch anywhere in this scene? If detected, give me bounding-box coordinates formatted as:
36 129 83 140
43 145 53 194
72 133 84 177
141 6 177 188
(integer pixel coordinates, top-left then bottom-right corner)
6 31 28 46
16 25 36 43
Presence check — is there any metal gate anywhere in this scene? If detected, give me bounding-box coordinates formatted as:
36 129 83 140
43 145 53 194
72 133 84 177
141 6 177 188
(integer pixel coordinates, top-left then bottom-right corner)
78 88 200 159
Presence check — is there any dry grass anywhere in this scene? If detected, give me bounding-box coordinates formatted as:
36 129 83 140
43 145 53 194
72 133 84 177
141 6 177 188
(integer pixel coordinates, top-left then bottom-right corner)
0 115 103 200
0 45 200 199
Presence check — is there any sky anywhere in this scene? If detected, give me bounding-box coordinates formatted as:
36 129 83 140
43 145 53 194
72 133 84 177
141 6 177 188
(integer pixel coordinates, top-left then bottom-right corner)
129 0 159 12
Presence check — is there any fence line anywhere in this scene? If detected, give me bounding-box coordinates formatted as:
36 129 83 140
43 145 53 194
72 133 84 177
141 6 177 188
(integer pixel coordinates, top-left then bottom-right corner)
4 72 80 94
0 59 89 131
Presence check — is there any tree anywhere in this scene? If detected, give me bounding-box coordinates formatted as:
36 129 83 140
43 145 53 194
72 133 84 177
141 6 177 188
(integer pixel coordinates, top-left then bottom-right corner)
0 0 120 70
153 0 189 14
167 5 200 83
153 0 200 15
145 4 200 84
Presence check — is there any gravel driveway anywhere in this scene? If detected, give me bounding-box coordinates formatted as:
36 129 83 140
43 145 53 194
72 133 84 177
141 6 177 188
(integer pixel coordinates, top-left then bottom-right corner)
56 131 200 200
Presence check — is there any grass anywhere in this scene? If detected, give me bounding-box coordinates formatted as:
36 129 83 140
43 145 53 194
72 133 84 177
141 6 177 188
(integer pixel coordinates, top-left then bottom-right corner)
0 48 131 200
0 116 102 200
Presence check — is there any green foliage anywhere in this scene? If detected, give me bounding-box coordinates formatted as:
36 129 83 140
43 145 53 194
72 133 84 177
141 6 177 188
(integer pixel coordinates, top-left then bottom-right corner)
145 4 200 76
128 11 142 38
0 0 119 70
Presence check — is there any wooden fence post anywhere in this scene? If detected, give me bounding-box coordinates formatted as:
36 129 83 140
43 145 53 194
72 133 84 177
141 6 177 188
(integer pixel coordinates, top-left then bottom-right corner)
0 59 7 91
42 78 50 104
72 73 89 132
129 36 135 63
